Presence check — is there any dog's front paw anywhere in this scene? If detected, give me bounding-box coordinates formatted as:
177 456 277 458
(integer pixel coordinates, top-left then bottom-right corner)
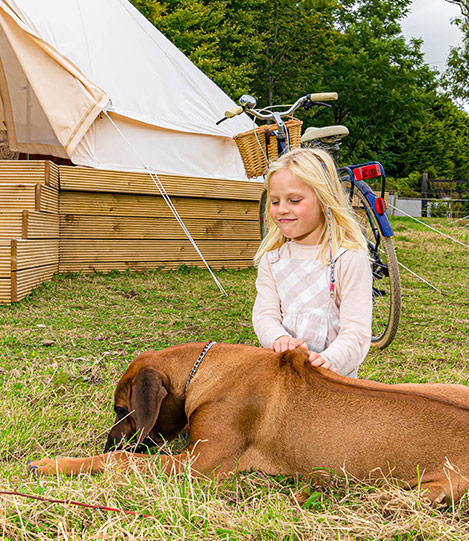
28 458 68 475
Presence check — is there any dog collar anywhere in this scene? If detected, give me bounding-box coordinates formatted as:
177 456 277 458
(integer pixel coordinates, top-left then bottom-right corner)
184 341 217 395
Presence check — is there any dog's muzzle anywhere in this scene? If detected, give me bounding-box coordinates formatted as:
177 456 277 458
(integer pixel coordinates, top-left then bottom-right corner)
104 434 156 454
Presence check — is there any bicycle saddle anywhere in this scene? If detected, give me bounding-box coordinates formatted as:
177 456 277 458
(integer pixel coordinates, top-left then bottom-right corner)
301 125 349 144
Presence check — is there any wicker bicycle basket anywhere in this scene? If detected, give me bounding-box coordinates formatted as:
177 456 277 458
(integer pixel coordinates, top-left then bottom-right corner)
233 118 303 178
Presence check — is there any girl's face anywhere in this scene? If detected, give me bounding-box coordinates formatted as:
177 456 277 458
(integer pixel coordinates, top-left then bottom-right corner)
269 168 324 245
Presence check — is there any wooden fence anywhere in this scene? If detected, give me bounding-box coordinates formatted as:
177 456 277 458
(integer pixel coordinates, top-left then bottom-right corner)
421 174 469 218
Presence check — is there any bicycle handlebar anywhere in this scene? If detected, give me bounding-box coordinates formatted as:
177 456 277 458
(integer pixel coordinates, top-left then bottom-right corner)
225 105 244 118
308 92 338 102
221 92 338 123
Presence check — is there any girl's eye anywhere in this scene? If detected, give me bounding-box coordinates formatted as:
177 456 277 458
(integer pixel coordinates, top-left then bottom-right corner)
271 200 279 205
290 199 302 204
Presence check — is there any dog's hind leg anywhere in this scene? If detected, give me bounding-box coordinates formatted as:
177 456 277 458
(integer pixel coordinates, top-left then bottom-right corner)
415 474 469 506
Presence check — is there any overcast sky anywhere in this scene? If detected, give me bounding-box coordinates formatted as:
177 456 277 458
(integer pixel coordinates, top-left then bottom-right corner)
401 0 463 71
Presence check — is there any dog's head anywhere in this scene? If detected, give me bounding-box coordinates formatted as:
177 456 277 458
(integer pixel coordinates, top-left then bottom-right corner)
104 363 187 453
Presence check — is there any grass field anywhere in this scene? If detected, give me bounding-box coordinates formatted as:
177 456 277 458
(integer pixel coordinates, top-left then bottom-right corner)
0 217 468 539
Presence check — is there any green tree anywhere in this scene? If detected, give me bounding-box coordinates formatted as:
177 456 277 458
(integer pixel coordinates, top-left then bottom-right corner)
247 0 338 106
391 93 469 180
244 0 438 171
309 0 437 169
128 0 264 97
444 0 469 104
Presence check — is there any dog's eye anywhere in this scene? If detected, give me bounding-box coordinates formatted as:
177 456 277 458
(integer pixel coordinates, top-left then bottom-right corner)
114 407 128 417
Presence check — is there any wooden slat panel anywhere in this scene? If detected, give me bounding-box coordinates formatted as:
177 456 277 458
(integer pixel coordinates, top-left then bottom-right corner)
37 185 59 214
0 278 11 304
13 239 59 271
59 166 264 201
60 215 260 240
0 160 44 183
0 160 58 189
0 211 59 238
59 192 260 221
0 184 36 210
59 239 259 263
0 211 23 237
59 260 253 273
13 263 58 302
0 243 11 277
24 211 60 238
45 161 59 190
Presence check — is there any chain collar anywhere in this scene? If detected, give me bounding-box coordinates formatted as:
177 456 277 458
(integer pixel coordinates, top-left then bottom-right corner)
184 341 217 395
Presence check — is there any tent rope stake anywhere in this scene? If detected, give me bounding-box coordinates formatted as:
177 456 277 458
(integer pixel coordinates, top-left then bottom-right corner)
103 109 228 296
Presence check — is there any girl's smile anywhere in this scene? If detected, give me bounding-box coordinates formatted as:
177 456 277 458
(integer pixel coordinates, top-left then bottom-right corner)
269 168 324 245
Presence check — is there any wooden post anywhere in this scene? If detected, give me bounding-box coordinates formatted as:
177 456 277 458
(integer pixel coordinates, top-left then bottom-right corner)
421 173 428 217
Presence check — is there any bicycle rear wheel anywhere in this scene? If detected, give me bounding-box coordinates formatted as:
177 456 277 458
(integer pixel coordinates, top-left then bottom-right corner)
353 190 401 348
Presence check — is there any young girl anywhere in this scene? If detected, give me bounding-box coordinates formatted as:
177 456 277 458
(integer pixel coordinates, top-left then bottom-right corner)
252 148 372 378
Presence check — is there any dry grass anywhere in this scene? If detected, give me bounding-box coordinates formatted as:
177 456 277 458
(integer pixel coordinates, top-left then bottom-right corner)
0 217 468 539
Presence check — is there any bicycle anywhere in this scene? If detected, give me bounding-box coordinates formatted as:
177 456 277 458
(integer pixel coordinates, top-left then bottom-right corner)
219 92 401 349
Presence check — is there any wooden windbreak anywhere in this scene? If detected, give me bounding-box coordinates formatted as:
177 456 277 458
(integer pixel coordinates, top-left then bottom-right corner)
0 161 59 304
59 166 264 273
0 160 263 303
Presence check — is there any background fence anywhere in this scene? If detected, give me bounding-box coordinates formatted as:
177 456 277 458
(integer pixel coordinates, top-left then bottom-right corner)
388 175 469 219
420 174 469 219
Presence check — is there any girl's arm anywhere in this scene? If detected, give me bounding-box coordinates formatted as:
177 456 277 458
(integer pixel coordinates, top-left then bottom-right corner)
320 249 373 377
252 254 292 348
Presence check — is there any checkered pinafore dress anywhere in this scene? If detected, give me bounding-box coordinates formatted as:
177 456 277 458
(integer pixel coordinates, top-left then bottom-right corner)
268 246 345 353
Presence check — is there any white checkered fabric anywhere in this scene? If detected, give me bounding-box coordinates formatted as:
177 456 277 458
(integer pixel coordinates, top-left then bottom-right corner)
268 249 341 353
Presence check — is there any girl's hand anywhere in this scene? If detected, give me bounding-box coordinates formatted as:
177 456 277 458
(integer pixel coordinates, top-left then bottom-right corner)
309 352 338 373
269 336 308 353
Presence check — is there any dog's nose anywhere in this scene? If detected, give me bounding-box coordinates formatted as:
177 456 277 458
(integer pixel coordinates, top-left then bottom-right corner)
104 436 122 454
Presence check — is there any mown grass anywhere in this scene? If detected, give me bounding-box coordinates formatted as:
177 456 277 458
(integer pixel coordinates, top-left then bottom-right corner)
0 217 468 540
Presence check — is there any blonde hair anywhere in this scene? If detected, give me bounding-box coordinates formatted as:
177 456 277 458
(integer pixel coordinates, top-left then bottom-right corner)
254 147 367 265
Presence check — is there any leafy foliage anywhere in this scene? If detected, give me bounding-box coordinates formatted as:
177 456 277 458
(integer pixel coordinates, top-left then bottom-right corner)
128 0 264 97
311 0 437 167
391 94 469 180
443 0 469 106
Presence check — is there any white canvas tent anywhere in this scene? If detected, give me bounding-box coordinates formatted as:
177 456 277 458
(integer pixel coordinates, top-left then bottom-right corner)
0 0 254 180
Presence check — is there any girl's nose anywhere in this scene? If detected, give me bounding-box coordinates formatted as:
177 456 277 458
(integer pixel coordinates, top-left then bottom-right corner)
278 200 289 213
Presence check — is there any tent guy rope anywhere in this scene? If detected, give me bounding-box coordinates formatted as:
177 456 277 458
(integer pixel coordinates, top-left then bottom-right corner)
103 108 228 296
396 259 441 293
388 204 469 249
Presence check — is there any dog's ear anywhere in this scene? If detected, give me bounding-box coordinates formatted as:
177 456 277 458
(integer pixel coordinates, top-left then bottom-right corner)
130 367 168 445
279 348 310 376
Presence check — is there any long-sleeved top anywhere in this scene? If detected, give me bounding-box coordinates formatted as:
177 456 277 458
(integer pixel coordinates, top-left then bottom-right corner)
252 241 372 377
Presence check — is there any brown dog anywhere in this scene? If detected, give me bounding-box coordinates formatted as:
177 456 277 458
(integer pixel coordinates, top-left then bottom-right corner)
28 342 469 503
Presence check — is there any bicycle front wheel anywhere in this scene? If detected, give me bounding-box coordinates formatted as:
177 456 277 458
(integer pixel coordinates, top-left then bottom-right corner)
353 191 401 348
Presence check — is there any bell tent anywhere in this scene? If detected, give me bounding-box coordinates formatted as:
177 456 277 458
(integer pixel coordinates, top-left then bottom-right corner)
0 0 254 180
